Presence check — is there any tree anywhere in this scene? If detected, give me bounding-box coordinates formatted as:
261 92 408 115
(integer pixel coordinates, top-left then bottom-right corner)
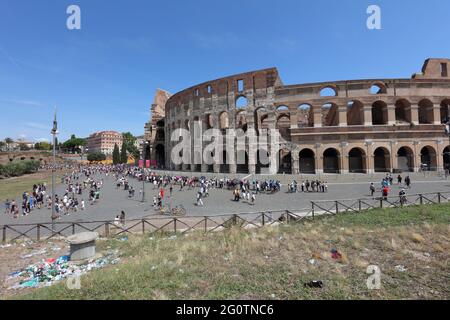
122 132 140 159
62 134 86 154
112 144 120 165
120 143 128 164
0 141 5 151
4 138 13 151
19 143 31 151
35 141 52 151
87 152 106 162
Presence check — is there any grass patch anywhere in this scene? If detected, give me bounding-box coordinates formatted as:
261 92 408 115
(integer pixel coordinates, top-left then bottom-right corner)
0 170 67 201
10 204 450 300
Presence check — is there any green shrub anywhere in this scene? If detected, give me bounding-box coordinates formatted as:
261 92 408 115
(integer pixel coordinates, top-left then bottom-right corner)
0 160 41 178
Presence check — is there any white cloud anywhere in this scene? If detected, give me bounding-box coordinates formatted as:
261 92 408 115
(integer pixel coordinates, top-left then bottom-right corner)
23 122 50 131
1 98 45 107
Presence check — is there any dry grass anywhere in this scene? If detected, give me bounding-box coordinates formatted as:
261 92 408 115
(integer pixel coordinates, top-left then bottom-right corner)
8 204 450 300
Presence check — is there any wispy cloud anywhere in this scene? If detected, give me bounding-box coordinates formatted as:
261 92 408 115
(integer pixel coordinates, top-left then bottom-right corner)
0 46 20 68
1 98 45 107
23 122 50 131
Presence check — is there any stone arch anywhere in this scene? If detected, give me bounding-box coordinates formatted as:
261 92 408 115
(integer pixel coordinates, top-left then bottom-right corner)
440 99 450 124
397 146 414 172
298 104 313 127
373 147 391 172
236 95 248 109
235 110 247 132
320 86 338 97
256 149 270 174
418 99 434 124
155 144 165 169
322 103 339 127
219 112 229 130
395 99 412 124
372 100 388 125
236 150 249 173
348 148 366 173
278 149 292 174
420 145 437 171
369 82 387 95
323 148 340 173
347 100 364 126
204 114 213 129
254 107 269 134
299 148 315 174
276 114 291 141
443 146 450 171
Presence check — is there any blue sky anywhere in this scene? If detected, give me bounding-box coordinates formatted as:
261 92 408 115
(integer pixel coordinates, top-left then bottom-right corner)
0 0 449 142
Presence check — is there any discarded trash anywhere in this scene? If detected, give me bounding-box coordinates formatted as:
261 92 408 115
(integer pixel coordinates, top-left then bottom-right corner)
149 237 155 241
168 235 177 240
278 236 284 241
0 244 12 249
308 259 316 265
7 250 120 291
51 246 62 252
304 280 324 288
21 249 47 259
119 236 129 241
395 265 407 272
331 249 342 260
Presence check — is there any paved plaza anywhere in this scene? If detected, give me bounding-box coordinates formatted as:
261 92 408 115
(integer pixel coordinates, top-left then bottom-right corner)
1 171 450 227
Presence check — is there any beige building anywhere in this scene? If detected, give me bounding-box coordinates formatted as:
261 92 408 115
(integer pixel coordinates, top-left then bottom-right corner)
163 58 450 175
86 131 123 155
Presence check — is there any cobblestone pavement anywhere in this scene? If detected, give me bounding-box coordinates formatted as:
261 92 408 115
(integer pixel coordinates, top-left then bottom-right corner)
1 172 450 226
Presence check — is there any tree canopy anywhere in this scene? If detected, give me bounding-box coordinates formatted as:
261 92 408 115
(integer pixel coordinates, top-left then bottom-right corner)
62 134 86 153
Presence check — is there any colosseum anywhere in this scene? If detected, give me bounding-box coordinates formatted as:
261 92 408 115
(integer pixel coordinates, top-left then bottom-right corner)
144 58 450 175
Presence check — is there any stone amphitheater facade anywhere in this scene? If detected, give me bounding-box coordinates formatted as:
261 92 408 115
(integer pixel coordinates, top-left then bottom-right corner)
158 58 450 175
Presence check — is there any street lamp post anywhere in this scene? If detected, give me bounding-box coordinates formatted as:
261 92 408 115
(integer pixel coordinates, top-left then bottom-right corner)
50 109 58 233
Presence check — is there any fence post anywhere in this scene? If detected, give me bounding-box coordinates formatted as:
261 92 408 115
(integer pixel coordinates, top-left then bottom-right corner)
419 194 423 205
438 192 441 204
37 225 40 241
72 223 75 235
312 202 315 220
3 226 6 243
262 214 265 226
204 217 208 233
105 223 110 238
233 214 238 225
358 200 362 212
380 198 383 208
335 201 339 214
174 218 177 233
142 219 145 234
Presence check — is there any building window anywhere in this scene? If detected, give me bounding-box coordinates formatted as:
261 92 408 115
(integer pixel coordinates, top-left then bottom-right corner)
441 63 448 77
237 79 244 92
194 88 199 96
207 85 212 94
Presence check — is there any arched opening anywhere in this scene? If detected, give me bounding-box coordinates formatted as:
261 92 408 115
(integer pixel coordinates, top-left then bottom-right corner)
397 147 414 172
236 150 249 174
443 146 450 171
256 149 270 174
440 99 450 124
418 99 434 124
348 148 366 173
144 144 151 162
278 150 292 174
298 104 313 127
221 150 230 173
235 111 247 132
322 103 339 127
395 99 412 124
369 83 387 95
347 100 364 126
323 148 340 173
205 114 213 130
276 105 289 112
320 86 337 97
155 144 165 169
276 114 291 141
299 149 315 174
254 107 268 133
372 101 388 125
420 146 437 171
155 120 165 141
374 147 391 172
236 96 248 109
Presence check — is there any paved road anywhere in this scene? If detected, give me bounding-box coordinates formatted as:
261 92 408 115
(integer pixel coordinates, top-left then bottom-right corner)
2 172 450 227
